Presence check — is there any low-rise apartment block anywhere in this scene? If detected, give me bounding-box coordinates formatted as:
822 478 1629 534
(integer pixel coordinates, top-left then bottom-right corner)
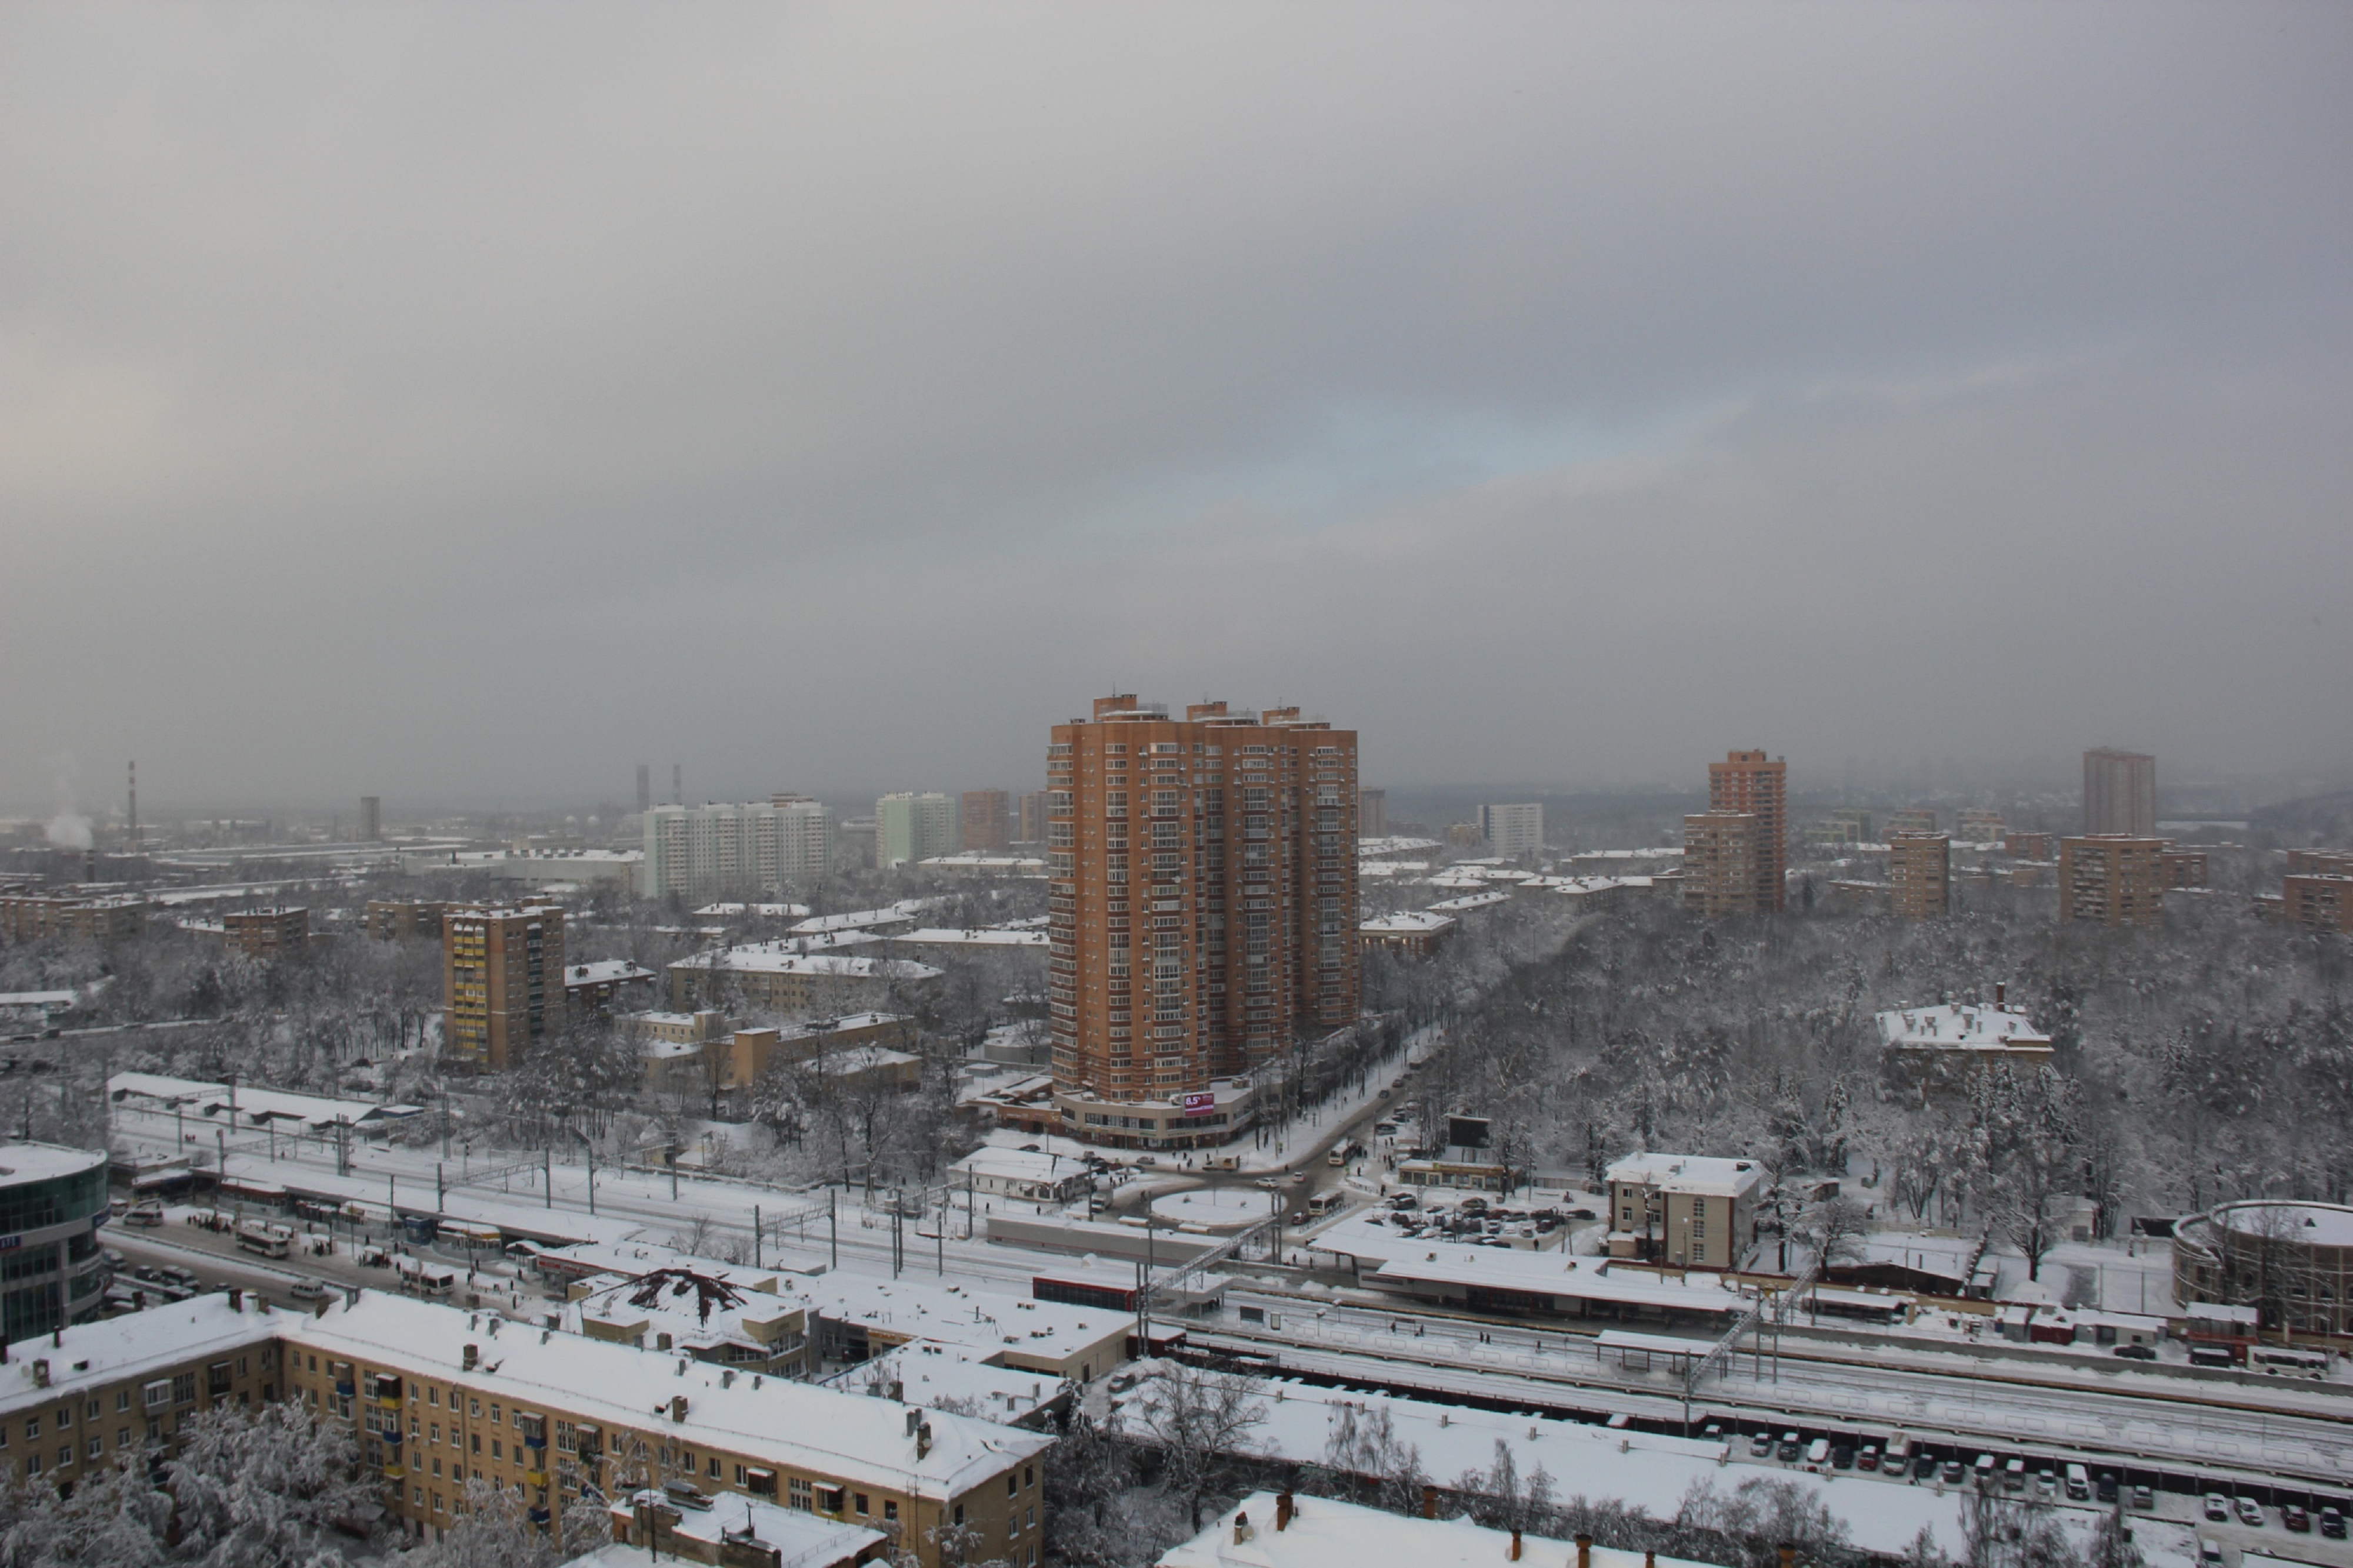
1604 1152 1763 1270
0 891 149 942
667 948 941 1019
224 906 311 958
0 1288 1028 1566
367 900 450 941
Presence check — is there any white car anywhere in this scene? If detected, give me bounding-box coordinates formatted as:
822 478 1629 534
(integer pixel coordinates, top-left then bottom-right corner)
289 1277 329 1301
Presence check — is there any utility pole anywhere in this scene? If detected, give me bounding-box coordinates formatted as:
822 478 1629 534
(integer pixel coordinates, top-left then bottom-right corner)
829 1189 838 1270
544 1146 552 1208
437 1163 445 1216
754 1205 761 1270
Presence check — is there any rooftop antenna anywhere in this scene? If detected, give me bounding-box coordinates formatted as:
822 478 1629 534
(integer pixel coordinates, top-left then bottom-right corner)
127 762 138 855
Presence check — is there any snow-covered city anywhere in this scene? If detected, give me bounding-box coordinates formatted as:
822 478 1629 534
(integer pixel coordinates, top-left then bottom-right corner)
5 5 2351 1566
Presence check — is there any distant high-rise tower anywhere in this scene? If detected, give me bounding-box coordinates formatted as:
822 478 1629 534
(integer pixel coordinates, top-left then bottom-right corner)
1048 695 1359 1147
1017 790 1048 844
875 793 959 869
1707 750 1788 913
640 798 835 898
360 795 381 842
2082 749 2157 837
636 764 651 815
1477 803 1544 858
1889 832 1951 919
961 789 1011 852
672 763 683 806
1358 789 1386 839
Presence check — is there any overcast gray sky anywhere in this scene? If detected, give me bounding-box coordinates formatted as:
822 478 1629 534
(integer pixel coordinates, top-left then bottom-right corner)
5 2 2349 814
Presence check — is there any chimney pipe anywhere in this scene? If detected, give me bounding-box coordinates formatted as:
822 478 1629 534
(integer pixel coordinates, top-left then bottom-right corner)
1578 1536 1592 1568
1995 981 2006 1006
229 1287 242 1311
1647 1554 1657 1568
1509 1527 1522 1560
1234 1512 1252 1545
1276 1492 1294 1532
1779 1548 1797 1568
1422 1484 1437 1520
462 1344 479 1371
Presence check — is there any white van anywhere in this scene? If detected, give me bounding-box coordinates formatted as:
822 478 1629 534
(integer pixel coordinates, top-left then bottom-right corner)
2004 1457 2027 1492
2065 1463 2090 1502
1805 1438 1831 1471
1974 1454 1998 1486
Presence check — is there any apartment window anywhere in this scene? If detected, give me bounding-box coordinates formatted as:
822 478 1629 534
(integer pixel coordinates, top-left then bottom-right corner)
116 1391 129 1413
884 1500 898 1522
854 1493 870 1515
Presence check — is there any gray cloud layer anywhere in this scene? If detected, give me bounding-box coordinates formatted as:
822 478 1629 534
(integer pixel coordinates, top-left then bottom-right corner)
5 2 2348 810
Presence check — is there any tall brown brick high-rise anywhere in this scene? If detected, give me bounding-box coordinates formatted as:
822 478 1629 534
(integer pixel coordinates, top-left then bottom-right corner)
1708 750 1787 913
2082 748 2157 837
1047 695 1358 1150
961 789 1011 851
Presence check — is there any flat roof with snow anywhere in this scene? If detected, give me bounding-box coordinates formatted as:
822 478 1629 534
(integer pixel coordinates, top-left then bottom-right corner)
286 1292 1048 1503
1604 1152 1764 1199
1159 1489 1730 1568
1875 1003 2050 1051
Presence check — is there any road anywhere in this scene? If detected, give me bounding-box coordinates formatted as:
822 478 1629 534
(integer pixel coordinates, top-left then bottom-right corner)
1198 1287 2353 1494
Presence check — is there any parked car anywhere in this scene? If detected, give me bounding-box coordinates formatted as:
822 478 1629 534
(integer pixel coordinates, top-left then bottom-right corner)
2204 1494 2231 1523
1777 1433 1801 1463
2198 1543 2222 1568
289 1277 329 1302
2318 1504 2345 1538
1749 1432 1775 1459
1857 1444 1879 1473
2131 1484 2155 1512
2283 1504 2310 1533
1830 1445 1855 1471
1939 1459 1964 1484
2235 1497 2265 1528
1926 1456 1952 1483
2095 1472 2118 1504
2114 1343 2158 1360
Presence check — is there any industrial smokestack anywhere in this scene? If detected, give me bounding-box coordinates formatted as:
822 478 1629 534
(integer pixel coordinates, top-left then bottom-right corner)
127 762 138 852
673 763 682 805
637 764 651 815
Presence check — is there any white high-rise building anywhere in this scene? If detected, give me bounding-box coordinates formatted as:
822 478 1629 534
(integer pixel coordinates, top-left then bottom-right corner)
875 792 959 870
1477 802 1545 858
640 798 835 899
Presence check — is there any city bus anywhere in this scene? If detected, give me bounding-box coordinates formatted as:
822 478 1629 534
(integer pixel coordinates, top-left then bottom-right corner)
2250 1346 2331 1379
235 1219 293 1258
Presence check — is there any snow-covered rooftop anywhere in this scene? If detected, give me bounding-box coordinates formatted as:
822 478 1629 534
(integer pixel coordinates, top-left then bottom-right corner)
1604 1152 1764 1199
1370 1247 1749 1317
892 927 1052 948
108 1072 421 1126
601 1489 884 1568
564 959 656 986
0 1293 274 1420
1875 1002 2049 1051
674 946 939 980
1425 890 1513 914
1358 912 1455 934
1158 1489 1729 1568
288 1292 1049 1502
788 900 935 936
824 1340 1068 1427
